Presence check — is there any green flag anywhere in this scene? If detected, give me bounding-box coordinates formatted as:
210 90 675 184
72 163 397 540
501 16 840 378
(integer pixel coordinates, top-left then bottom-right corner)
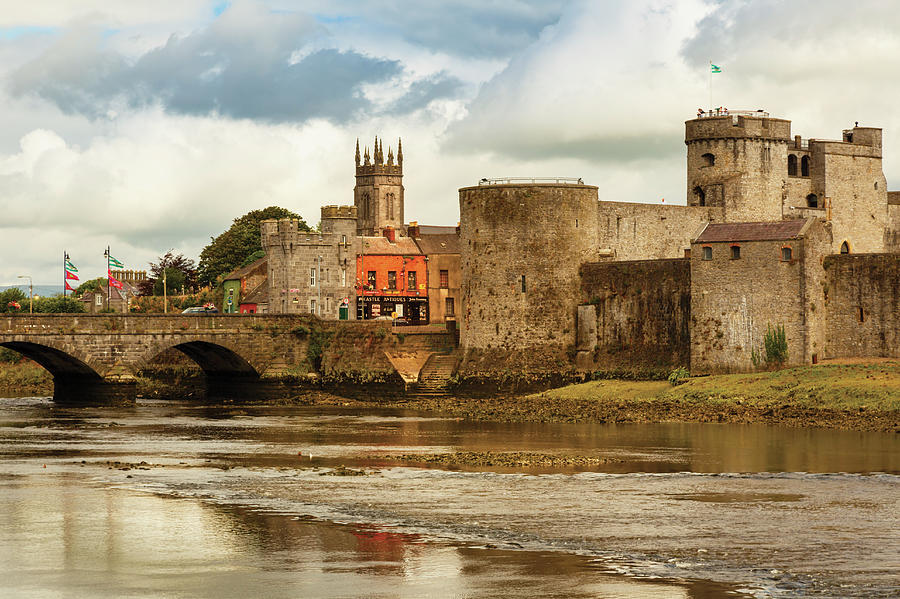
65 260 78 272
108 255 124 269
711 64 722 74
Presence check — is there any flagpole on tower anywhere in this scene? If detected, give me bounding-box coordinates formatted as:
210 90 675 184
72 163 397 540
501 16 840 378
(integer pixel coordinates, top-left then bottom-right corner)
63 251 67 298
105 246 110 310
709 60 712 112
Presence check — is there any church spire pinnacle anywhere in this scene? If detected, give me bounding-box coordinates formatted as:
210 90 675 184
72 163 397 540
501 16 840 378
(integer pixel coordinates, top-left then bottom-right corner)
397 137 403 167
355 138 360 167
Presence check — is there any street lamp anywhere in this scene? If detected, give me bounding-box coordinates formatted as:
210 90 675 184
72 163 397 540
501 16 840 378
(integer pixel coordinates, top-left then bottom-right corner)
17 275 32 314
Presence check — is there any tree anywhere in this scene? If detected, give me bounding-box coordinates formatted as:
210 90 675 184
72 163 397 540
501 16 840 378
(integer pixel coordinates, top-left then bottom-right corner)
139 251 198 296
197 207 305 287
73 278 104 297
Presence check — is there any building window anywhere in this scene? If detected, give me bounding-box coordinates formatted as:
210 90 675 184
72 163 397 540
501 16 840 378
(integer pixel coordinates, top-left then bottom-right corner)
367 270 376 288
309 267 316 286
341 269 346 287
787 154 798 176
439 270 449 288
520 274 526 293
801 155 810 177
387 271 397 290
407 271 416 291
96 295 102 306
445 297 455 316
326 297 331 313
806 193 818 208
341 234 347 245
858 307 865 323
840 241 850 254
730 245 741 260
782 247 792 261
693 186 706 206
702 246 712 261
309 299 317 314
701 153 715 167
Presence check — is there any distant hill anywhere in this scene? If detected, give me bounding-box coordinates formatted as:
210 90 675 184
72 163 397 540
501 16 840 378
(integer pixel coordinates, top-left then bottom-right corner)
0 284 67 298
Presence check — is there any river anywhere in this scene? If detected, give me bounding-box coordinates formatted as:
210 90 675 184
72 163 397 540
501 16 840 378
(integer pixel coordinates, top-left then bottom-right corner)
0 396 897 598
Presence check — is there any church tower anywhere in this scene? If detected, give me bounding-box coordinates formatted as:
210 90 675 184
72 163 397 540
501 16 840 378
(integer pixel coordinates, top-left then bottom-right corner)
354 136 404 235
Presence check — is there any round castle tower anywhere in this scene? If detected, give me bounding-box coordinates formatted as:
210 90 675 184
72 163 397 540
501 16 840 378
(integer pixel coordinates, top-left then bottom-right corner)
685 112 791 222
458 181 599 353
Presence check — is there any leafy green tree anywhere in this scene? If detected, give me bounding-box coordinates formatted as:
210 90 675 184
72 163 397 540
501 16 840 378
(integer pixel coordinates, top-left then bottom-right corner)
152 267 187 296
32 296 86 313
240 249 266 268
198 207 305 287
73 278 104 297
0 288 27 313
140 252 197 296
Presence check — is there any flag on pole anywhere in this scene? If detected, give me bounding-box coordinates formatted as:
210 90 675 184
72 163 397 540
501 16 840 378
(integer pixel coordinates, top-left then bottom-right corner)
710 63 722 74
108 255 124 269
65 270 79 281
108 271 124 290
65 282 76 292
65 259 78 273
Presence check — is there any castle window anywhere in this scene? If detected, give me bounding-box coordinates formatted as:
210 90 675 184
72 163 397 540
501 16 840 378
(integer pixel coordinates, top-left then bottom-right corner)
806 194 818 208
407 271 417 291
801 155 810 177
521 274 526 293
781 247 792 261
309 267 316 286
701 153 715 167
858 307 865 322
788 154 798 176
730 245 741 260
840 241 850 254
309 299 317 314
341 269 347 287
387 271 397 290
702 246 712 260
341 234 347 245
367 270 376 288
693 186 706 206
445 297 455 317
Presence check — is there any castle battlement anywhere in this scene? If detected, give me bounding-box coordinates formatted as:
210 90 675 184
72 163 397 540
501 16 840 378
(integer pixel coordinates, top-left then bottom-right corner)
321 205 358 220
686 113 792 143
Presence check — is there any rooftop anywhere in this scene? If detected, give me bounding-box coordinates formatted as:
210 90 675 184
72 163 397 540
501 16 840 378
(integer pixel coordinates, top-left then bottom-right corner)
694 220 811 243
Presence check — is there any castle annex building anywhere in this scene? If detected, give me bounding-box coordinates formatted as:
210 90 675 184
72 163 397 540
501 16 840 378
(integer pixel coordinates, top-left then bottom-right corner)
459 111 900 374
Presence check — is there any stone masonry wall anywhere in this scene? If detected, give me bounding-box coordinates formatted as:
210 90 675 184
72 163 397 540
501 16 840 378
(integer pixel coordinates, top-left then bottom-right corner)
824 254 900 358
459 183 599 356
579 259 691 370
596 202 723 260
690 238 808 373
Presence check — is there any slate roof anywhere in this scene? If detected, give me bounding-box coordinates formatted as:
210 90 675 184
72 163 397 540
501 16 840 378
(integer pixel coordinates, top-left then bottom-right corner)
413 233 460 255
360 236 421 255
694 220 810 243
241 281 268 305
223 257 267 281
416 224 458 235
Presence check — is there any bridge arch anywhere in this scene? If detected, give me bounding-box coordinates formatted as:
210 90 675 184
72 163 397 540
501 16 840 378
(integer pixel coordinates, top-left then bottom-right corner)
138 337 262 380
0 340 104 380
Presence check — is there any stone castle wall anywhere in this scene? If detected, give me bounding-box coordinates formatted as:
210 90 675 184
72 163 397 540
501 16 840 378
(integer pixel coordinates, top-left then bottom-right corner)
579 258 691 370
459 183 599 352
824 254 900 359
596 202 723 260
690 236 812 373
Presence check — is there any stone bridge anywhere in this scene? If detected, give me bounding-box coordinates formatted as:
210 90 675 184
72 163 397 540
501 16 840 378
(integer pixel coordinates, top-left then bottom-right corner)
0 314 321 402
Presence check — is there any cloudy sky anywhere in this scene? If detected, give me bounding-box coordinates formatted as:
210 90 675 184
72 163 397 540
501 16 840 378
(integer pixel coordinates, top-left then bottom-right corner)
2 0 900 285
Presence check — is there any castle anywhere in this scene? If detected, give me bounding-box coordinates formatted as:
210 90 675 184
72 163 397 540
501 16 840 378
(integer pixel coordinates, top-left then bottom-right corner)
459 111 900 373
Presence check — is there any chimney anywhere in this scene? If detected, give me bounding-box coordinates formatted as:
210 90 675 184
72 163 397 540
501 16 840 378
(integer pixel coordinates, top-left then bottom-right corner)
408 221 419 239
383 226 396 243
794 135 801 149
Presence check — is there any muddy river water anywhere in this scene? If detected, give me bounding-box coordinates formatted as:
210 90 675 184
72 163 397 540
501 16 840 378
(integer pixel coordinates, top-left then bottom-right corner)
0 396 897 598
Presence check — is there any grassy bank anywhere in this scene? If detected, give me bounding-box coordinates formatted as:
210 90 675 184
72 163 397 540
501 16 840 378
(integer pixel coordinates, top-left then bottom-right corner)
0 360 52 396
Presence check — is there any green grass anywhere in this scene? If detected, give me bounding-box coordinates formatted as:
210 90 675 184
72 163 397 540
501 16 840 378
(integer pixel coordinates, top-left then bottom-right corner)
537 362 900 413
0 361 52 394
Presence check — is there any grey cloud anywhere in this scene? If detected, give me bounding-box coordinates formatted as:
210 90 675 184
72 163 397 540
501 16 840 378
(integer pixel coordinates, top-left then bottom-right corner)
4 5 435 123
386 71 464 115
301 0 566 58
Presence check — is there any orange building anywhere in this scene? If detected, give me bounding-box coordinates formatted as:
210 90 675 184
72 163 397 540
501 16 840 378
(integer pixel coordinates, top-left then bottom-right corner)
356 228 428 322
